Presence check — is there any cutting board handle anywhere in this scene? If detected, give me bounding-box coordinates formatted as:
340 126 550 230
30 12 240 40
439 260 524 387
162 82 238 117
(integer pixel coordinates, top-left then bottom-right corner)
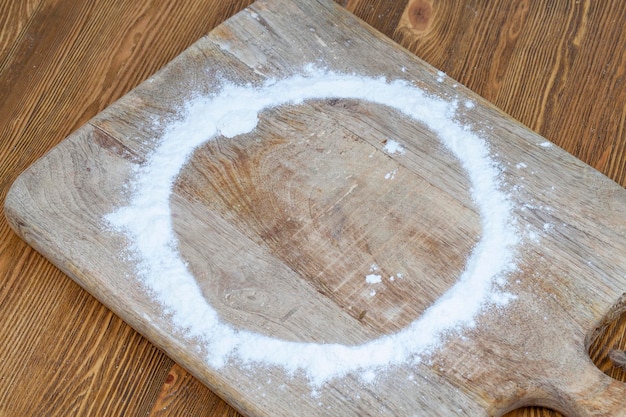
497 294 626 416
566 293 626 416
553 295 626 417
556 359 626 417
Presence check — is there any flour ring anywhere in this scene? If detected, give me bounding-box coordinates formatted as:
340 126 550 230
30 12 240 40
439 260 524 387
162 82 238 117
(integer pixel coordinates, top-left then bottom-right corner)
107 70 518 385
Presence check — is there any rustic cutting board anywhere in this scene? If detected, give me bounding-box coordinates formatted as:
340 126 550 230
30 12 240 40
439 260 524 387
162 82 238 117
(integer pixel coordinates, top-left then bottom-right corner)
5 0 626 415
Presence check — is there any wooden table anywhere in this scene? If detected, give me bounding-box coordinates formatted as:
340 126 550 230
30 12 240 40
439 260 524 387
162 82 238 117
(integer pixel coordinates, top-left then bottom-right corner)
1 1 625 415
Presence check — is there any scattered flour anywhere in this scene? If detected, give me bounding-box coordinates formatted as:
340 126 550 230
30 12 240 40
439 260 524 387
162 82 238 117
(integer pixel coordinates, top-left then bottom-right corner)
365 274 382 284
389 272 404 282
525 225 540 243
366 263 382 283
105 67 519 386
383 139 405 155
384 169 397 180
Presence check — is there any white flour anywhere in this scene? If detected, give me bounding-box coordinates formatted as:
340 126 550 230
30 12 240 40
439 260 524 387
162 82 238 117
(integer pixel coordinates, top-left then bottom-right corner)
383 139 405 154
106 68 519 386
365 274 382 284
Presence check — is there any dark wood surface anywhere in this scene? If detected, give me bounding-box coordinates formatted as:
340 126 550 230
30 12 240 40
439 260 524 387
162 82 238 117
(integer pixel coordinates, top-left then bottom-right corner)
1 1 625 415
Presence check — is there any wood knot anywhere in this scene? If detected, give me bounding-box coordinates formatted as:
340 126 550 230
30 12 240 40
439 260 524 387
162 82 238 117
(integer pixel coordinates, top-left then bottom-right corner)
407 0 433 32
609 349 626 370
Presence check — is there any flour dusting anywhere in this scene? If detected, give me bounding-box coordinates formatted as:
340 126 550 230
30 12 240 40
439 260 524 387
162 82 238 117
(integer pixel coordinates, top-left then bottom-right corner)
383 139 405 155
105 67 519 386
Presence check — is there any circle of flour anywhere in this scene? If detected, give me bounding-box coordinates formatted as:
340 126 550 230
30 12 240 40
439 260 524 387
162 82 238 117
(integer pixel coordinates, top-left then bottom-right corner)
106 69 518 386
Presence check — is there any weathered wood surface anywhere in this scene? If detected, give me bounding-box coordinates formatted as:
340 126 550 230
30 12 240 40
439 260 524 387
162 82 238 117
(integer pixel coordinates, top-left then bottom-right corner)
2 0 626 416
6 0 626 415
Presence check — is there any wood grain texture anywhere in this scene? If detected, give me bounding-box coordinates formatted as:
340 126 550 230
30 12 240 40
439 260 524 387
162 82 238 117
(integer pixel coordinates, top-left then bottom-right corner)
0 1 252 416
149 364 242 417
394 2 626 414
1 0 626 416
6 0 626 415
395 0 626 188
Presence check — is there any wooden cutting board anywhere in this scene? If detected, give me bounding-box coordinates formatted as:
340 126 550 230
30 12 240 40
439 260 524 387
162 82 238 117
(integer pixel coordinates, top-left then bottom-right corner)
5 0 626 415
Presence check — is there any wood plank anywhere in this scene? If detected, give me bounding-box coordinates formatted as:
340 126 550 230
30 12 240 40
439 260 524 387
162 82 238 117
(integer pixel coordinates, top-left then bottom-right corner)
394 3 626 413
0 0 44 70
149 364 242 417
0 0 252 416
6 0 626 415
344 0 409 38
395 0 626 187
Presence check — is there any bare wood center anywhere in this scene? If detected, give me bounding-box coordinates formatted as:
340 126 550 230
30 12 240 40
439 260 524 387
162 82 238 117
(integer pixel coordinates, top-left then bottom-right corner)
171 99 480 344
